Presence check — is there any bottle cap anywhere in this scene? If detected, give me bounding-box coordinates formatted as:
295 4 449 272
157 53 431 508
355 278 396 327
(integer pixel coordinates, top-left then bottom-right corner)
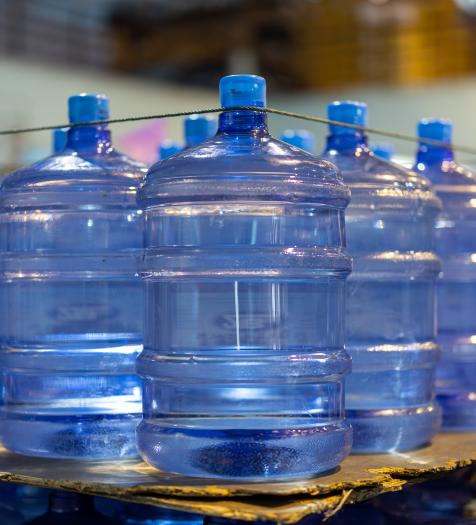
68 93 109 124
220 75 266 109
417 118 453 145
328 100 367 135
159 140 182 159
281 129 316 153
53 127 68 153
184 115 217 147
371 142 394 161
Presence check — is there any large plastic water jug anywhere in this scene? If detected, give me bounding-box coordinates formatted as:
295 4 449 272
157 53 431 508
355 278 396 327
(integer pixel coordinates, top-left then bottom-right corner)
322 101 441 452
0 93 145 459
137 74 352 480
414 118 476 430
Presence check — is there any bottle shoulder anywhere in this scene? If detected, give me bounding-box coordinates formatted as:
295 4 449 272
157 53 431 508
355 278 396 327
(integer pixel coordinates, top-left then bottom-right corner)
323 147 441 212
414 160 476 189
141 134 350 206
1 148 146 192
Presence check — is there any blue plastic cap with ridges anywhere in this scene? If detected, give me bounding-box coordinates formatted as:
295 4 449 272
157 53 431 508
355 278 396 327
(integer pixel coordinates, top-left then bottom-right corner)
281 129 316 153
159 140 182 160
184 115 217 147
418 118 453 145
68 93 110 124
52 127 68 154
328 100 368 135
371 142 394 161
220 75 266 109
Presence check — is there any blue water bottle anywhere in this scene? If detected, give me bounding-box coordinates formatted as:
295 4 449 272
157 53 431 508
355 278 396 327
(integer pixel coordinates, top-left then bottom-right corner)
138 74 352 480
95 498 203 525
26 492 121 525
184 114 217 147
0 94 145 459
414 118 476 430
159 140 182 160
52 128 68 154
280 129 316 153
371 142 394 161
323 101 441 452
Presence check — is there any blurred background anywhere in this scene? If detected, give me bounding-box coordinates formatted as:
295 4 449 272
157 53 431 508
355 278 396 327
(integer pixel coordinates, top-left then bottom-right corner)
2 0 476 167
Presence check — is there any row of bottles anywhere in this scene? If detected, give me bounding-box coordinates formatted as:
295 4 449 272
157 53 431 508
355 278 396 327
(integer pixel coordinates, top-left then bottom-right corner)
282 114 476 437
0 74 474 481
0 484 203 525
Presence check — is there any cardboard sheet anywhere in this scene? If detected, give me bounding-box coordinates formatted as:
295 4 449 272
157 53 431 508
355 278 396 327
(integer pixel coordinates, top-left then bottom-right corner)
0 432 473 523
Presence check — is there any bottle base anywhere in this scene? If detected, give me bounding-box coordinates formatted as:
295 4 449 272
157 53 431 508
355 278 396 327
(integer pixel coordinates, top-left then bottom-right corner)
137 419 352 481
347 403 441 453
0 411 141 460
438 392 476 431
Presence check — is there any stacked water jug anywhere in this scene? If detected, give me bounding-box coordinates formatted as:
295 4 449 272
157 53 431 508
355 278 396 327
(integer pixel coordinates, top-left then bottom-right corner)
138 75 352 479
0 94 145 459
0 73 472 482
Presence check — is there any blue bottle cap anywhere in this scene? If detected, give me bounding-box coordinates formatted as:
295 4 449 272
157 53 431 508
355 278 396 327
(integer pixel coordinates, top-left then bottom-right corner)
184 115 217 147
328 100 367 135
159 140 182 160
371 142 394 161
220 75 266 109
52 127 68 154
68 93 110 124
417 118 453 145
280 129 316 153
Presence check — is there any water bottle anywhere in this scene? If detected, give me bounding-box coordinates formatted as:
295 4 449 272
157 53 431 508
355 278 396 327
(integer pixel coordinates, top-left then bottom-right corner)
0 483 24 525
322 101 441 452
26 492 121 525
95 498 203 525
280 129 316 153
138 74 352 480
159 140 182 160
414 119 476 430
371 142 394 161
184 114 217 147
52 128 68 154
375 473 475 524
0 93 145 459
14 485 50 521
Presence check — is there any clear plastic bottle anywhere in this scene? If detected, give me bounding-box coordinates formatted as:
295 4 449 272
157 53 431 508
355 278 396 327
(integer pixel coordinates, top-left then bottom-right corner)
26 492 121 525
184 114 217 147
375 473 475 525
0 483 24 525
414 118 476 430
138 75 352 480
14 485 50 521
322 101 442 452
95 498 203 525
280 129 317 153
0 93 145 459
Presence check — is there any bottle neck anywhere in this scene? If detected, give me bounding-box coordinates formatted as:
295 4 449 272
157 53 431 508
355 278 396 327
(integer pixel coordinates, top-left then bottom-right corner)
416 144 454 166
218 110 269 135
325 132 368 153
66 125 112 153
